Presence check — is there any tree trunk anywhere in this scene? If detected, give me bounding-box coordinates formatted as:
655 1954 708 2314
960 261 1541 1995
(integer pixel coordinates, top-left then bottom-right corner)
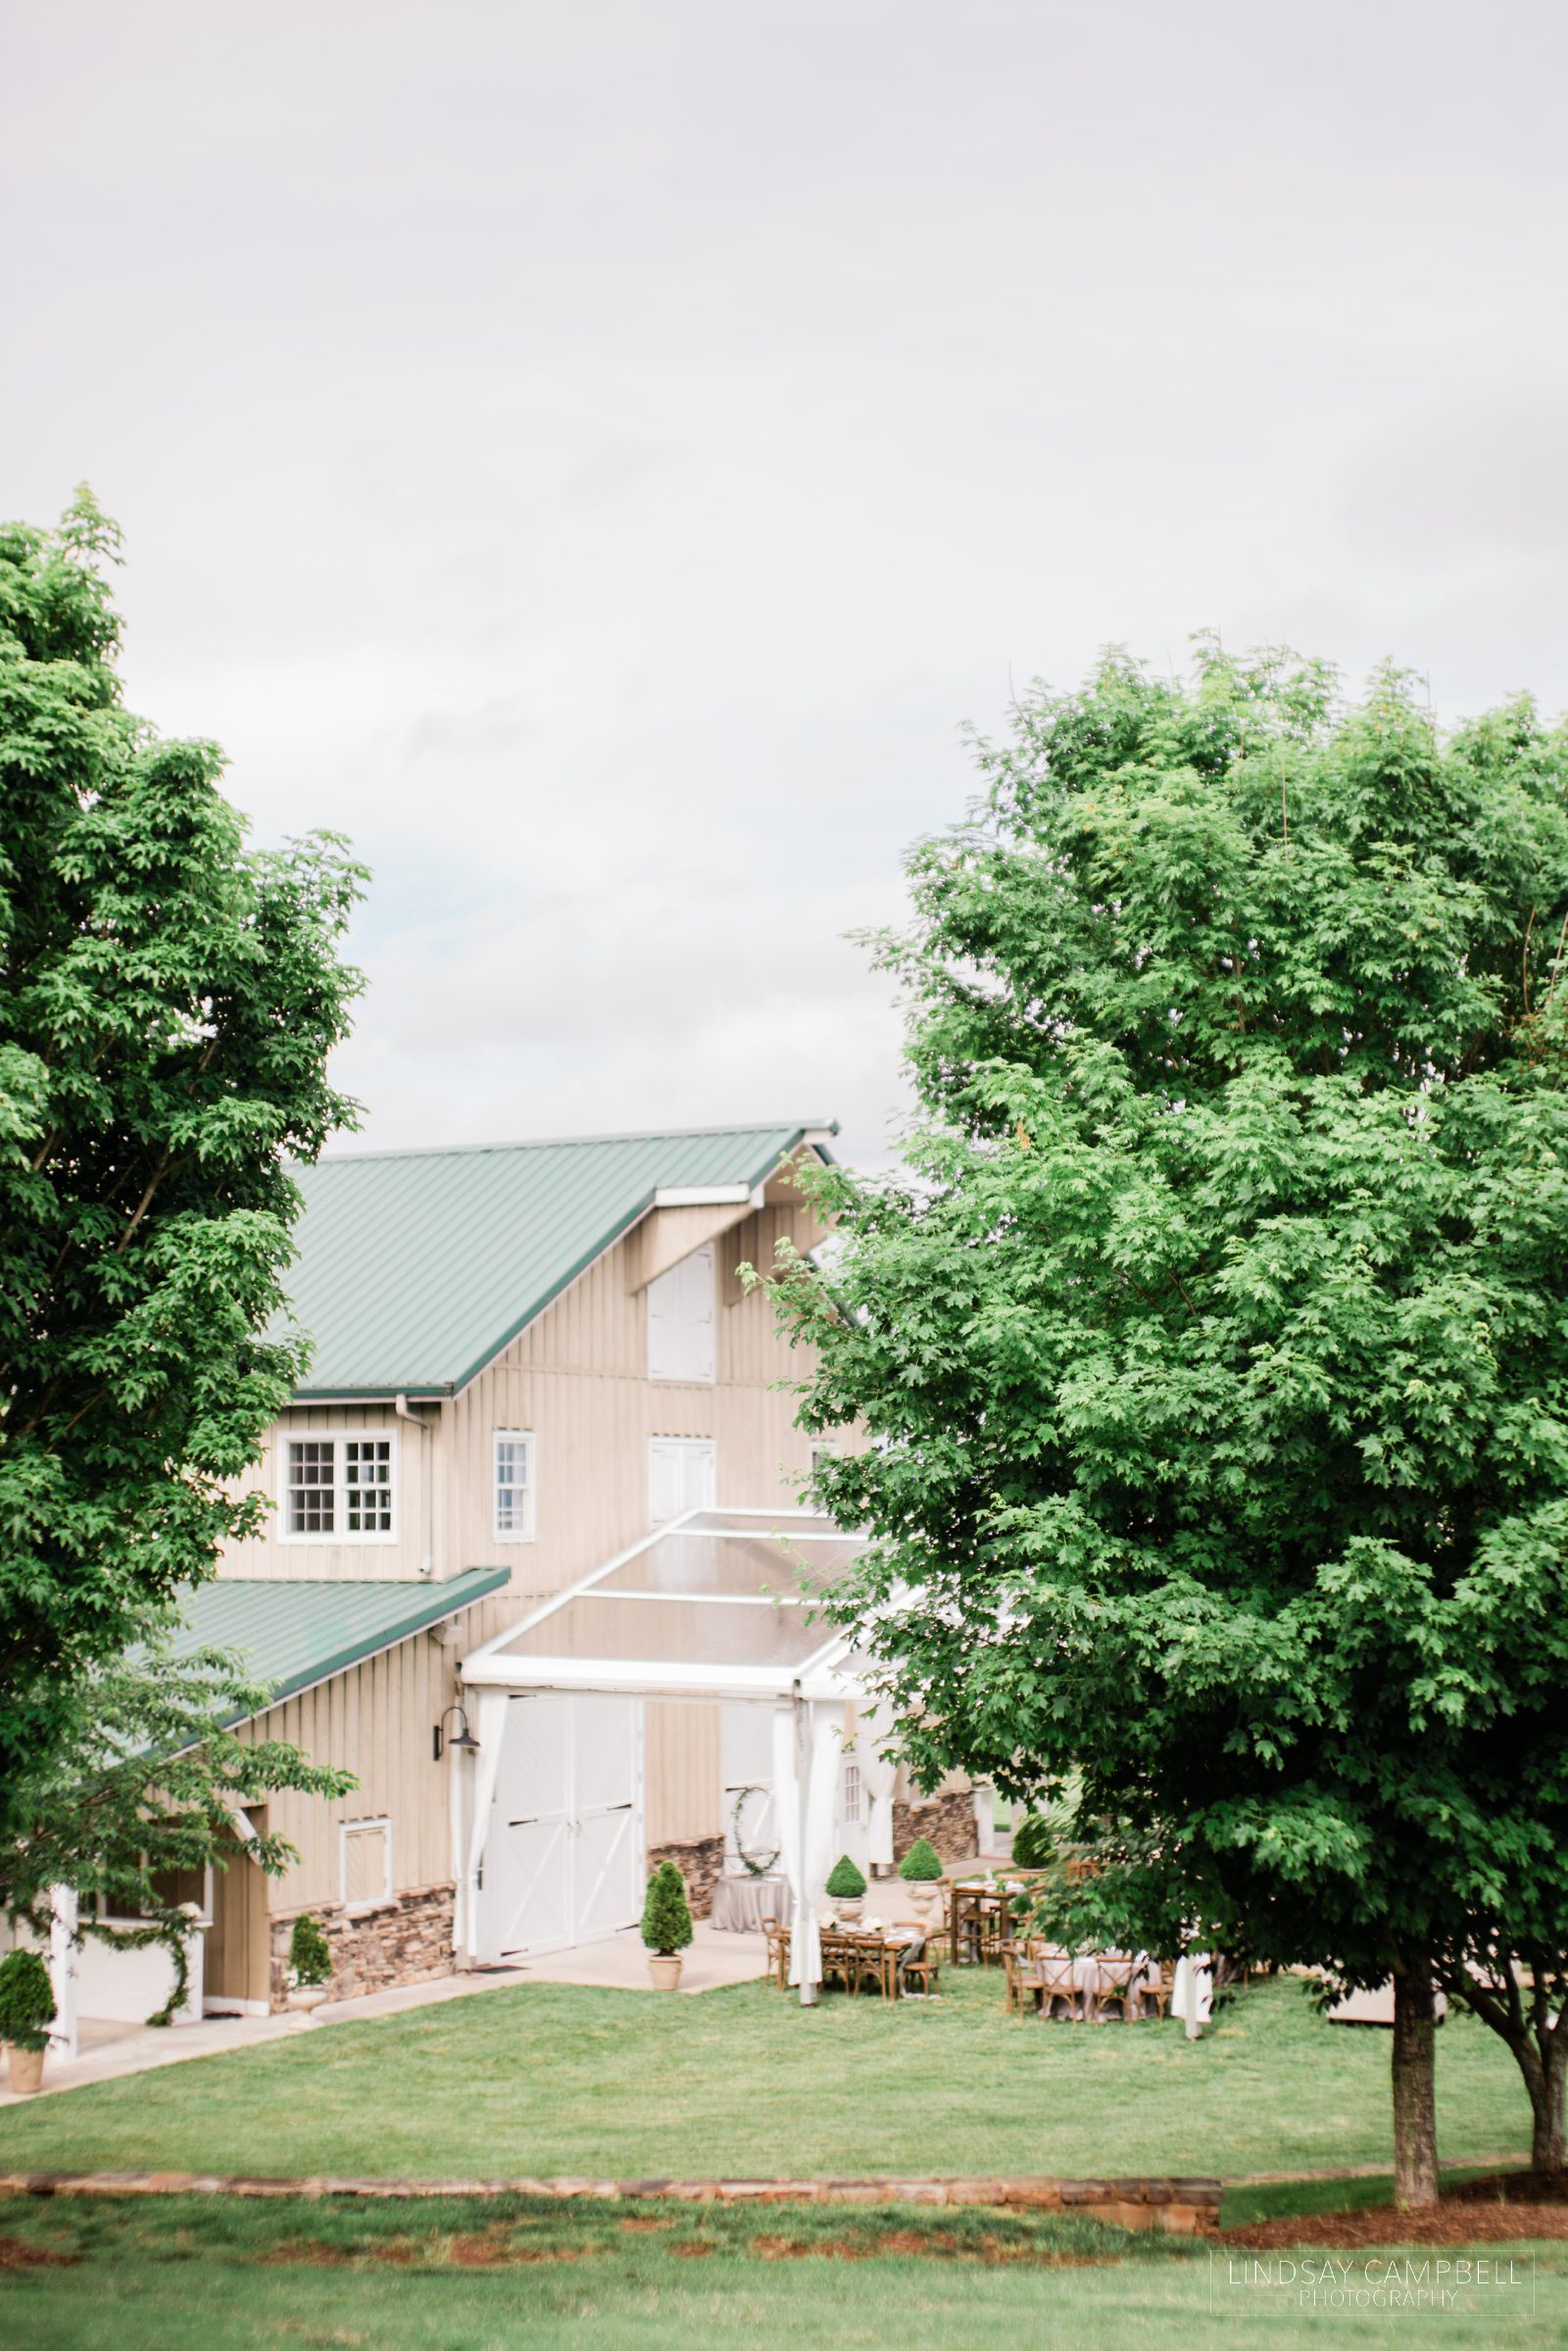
1532 2038 1567 2176
1392 1957 1440 2208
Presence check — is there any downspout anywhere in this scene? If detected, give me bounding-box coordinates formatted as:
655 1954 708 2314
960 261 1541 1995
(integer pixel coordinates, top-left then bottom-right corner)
395 1395 434 1579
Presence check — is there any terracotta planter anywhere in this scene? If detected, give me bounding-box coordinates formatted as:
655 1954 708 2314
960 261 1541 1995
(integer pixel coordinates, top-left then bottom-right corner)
647 1953 684 1991
7 2043 45 2096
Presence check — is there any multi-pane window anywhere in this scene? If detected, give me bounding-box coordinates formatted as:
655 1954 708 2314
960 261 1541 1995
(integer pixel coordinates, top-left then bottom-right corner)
494 1431 536 1541
283 1435 396 1542
288 1440 337 1535
344 1439 393 1534
843 1761 862 1827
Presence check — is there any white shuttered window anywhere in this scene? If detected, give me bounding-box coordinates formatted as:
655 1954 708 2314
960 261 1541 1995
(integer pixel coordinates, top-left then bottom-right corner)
646 1246 715 1384
648 1436 717 1528
340 1818 393 1911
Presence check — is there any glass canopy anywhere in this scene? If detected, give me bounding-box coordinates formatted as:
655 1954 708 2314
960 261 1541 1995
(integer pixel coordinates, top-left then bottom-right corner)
462 1508 867 1699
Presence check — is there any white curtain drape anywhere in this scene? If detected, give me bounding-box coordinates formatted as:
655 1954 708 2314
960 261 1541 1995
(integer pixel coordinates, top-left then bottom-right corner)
804 1702 842 1903
1173 1953 1213 2038
858 1706 898 1874
460 1690 514 1960
785 1701 859 1993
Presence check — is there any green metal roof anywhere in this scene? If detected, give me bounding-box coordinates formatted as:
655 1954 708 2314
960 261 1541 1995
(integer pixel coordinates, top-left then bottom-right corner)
281 1121 834 1398
174 1570 510 1716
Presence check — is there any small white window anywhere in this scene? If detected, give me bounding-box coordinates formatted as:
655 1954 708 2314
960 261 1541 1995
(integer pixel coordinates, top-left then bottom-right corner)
288 1439 336 1535
494 1431 536 1541
282 1432 397 1543
649 1435 716 1528
340 1817 393 1912
647 1246 715 1384
842 1761 862 1827
343 1439 393 1535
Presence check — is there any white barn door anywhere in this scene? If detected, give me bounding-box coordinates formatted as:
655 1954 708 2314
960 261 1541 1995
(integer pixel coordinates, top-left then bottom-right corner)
572 1695 641 1941
479 1694 644 1959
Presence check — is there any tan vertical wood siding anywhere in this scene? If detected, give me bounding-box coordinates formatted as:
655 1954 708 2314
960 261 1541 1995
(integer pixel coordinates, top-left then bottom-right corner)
646 1702 721 1845
238 1618 479 1915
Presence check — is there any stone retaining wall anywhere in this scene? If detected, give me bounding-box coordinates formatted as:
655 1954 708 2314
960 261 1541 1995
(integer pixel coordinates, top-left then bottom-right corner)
647 1837 724 1921
0 2171 1223 2235
891 1790 976 1868
270 1885 455 2009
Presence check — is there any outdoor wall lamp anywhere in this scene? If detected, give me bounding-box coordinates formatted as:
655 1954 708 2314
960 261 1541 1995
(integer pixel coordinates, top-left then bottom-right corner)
433 1704 480 1763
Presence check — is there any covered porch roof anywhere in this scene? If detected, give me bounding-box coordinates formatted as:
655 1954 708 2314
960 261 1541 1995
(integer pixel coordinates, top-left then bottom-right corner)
460 1508 868 1702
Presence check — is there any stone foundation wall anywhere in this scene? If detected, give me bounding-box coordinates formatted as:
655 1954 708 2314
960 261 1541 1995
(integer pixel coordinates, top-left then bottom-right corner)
270 1883 455 2010
648 1837 724 1922
891 1791 977 1869
5 2169 1222 2234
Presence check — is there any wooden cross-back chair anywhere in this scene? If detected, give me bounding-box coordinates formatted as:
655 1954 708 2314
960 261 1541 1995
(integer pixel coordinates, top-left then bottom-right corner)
1003 1940 1046 2018
899 1938 942 1999
1025 1940 1082 2020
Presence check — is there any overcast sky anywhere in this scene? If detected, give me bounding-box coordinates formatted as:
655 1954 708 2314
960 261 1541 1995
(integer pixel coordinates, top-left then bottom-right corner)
8 3 1568 1165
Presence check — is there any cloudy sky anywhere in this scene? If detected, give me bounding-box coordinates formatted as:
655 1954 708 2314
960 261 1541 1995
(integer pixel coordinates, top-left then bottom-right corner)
8 2 1567 1164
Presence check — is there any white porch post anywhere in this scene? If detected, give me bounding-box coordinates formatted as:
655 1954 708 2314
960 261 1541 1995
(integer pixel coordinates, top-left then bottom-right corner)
461 1689 512 1964
797 1693 814 2007
858 1705 898 1877
48 1886 78 2063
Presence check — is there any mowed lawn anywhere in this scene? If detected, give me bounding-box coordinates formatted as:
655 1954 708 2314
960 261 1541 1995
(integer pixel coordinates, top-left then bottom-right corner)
1 2193 1564 2351
0 1965 1533 2181
0 1975 1531 2185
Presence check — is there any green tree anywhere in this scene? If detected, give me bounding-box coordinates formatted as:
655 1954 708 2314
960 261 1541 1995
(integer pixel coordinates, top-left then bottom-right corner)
640 1861 694 1956
775 646 1568 2203
0 492 364 1825
1 1641 353 2025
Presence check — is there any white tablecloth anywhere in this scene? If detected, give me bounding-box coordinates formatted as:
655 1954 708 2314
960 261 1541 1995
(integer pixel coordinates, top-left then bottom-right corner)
710 1874 790 1933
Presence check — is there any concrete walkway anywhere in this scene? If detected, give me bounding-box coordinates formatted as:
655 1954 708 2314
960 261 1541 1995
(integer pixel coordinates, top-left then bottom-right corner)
519 1920 766 1995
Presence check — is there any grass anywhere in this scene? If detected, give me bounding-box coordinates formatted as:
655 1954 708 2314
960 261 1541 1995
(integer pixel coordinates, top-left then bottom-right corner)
0 1973 1532 2185
2 2193 1564 2350
1220 2167 1521 2228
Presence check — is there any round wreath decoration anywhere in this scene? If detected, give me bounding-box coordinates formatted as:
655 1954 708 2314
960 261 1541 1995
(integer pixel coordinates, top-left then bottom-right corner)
729 1784 781 1878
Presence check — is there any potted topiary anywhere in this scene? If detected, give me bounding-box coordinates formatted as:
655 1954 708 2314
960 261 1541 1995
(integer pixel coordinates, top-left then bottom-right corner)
1010 1811 1055 1870
898 1836 946 1925
0 1948 56 2095
641 1861 694 1990
285 1914 332 2018
825 1853 867 1924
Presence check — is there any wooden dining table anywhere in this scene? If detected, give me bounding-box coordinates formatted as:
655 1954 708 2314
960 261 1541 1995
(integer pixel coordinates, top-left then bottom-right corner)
776 1924 924 1999
949 1876 1041 1966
